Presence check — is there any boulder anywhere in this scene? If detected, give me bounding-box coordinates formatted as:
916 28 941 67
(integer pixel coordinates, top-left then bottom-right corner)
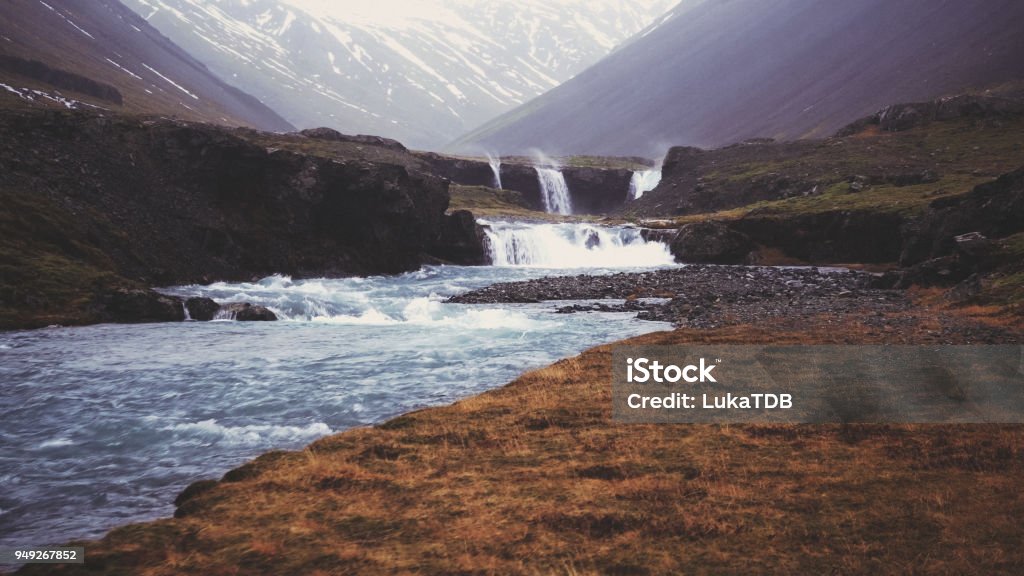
432 210 489 265
99 288 185 323
221 302 277 321
185 297 220 321
670 221 753 264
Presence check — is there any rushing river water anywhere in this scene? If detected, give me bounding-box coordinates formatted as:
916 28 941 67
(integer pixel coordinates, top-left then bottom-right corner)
0 223 675 549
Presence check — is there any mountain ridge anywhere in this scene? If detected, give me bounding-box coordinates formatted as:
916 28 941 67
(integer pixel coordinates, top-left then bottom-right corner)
120 0 677 149
0 0 292 131
453 0 1024 156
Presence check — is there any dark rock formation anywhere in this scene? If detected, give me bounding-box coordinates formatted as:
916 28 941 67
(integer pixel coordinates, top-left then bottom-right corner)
899 167 1024 266
221 303 277 321
416 152 496 187
432 210 490 265
628 142 824 217
497 163 544 209
97 288 186 323
0 107 488 329
732 210 906 264
299 127 407 151
185 297 220 321
416 152 637 214
639 228 676 244
562 167 633 214
836 94 1024 136
670 221 753 264
3 108 481 283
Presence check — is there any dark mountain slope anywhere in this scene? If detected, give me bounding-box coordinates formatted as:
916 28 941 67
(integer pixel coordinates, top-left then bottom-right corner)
453 0 1024 157
0 0 292 131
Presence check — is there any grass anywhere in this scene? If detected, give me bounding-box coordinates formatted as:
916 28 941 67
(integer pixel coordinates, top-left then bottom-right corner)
624 114 1024 222
447 184 611 223
28 308 1023 575
0 185 132 328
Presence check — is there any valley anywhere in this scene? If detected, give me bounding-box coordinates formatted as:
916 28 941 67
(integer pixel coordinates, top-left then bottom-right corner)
2 1 1024 573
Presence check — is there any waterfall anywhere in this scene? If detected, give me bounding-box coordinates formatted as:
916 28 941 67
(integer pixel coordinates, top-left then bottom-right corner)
536 167 573 215
486 153 502 189
480 220 674 268
628 169 662 200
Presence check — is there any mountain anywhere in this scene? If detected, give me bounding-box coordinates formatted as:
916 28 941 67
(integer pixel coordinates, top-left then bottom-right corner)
119 0 678 150
0 0 291 130
453 0 1024 157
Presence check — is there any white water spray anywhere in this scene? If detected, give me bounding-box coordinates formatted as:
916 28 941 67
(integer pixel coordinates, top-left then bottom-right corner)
481 220 673 268
628 169 662 200
485 152 502 189
532 151 573 215
536 168 573 215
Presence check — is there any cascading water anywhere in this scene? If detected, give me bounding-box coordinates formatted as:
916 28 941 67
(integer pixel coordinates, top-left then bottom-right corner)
536 167 573 215
481 219 674 267
486 152 502 189
628 169 662 200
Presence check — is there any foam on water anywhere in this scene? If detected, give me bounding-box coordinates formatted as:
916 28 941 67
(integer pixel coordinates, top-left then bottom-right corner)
481 219 674 268
0 262 672 547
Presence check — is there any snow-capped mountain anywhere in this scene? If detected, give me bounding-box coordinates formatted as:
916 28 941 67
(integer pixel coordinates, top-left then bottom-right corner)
119 0 678 149
455 0 1024 157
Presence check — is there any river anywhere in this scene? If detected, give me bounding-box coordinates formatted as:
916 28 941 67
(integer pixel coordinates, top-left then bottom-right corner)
0 221 675 548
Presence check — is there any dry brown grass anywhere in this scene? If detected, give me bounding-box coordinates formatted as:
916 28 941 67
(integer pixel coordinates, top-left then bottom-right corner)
18 316 1024 575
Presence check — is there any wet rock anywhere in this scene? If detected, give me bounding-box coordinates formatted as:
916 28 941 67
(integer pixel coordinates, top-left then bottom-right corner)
185 297 219 321
953 232 993 257
670 221 753 264
432 209 489 265
221 303 277 321
99 288 185 323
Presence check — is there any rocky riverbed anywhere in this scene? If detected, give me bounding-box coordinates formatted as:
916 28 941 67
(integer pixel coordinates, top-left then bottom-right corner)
449 265 1019 342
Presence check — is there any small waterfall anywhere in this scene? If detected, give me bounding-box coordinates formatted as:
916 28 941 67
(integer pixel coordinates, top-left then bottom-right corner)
486 153 502 189
536 167 573 215
628 169 662 200
182 301 192 321
481 220 674 267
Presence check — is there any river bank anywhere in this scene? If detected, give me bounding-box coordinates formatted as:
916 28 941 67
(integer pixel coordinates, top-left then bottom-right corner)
12 272 1022 575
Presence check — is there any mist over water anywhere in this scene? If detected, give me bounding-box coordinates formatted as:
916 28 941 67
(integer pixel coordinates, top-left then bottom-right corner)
0 262 673 548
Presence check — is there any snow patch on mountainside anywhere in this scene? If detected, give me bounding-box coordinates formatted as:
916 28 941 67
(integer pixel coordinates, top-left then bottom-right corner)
120 0 678 149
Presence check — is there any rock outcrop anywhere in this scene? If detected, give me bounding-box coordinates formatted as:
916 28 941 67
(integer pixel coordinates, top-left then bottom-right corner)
836 94 1024 136
416 153 638 215
431 210 490 265
220 303 278 321
185 297 220 321
898 167 1024 266
96 288 186 323
669 221 753 264
0 107 486 329
299 127 407 151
